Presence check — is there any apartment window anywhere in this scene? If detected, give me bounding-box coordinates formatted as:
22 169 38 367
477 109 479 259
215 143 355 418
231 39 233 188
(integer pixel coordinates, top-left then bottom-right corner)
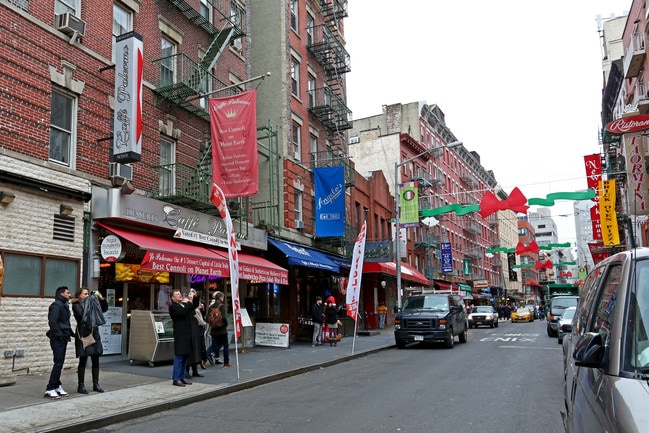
55 0 78 15
159 138 176 195
294 191 303 223
306 13 314 46
1 252 79 297
290 0 298 32
49 90 76 167
160 36 176 87
292 121 301 161
307 74 316 108
113 3 132 62
309 134 318 164
200 0 212 21
290 57 300 96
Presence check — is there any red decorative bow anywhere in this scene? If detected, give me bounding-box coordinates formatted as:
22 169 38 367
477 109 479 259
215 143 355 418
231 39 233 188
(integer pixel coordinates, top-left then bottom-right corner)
535 259 553 270
479 187 529 218
516 240 539 255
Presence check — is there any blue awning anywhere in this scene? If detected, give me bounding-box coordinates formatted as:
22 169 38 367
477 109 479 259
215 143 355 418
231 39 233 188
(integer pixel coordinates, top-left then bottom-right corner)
268 239 339 272
322 253 350 269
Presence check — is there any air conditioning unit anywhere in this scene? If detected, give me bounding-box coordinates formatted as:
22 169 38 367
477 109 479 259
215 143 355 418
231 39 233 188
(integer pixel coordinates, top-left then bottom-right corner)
232 38 243 51
55 13 86 37
109 162 133 181
295 220 304 229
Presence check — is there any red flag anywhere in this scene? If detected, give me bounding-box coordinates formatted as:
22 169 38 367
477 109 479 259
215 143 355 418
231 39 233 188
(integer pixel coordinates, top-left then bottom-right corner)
345 221 367 320
209 90 258 198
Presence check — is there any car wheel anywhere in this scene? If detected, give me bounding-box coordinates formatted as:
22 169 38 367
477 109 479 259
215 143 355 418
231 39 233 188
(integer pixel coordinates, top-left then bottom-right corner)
459 326 468 344
558 337 563 344
490 321 494 328
495 320 499 328
396 339 406 349
547 323 556 337
445 333 454 349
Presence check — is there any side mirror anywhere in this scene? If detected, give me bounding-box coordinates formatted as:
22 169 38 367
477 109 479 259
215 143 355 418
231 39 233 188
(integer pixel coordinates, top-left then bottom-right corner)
393 305 399 314
451 305 463 312
573 332 607 368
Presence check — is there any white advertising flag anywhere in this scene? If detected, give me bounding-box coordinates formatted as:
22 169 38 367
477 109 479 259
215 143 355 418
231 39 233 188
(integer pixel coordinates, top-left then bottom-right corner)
345 221 367 321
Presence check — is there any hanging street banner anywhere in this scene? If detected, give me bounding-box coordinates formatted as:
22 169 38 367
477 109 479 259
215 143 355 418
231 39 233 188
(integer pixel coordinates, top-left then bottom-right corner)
584 153 603 240
345 221 367 321
399 182 420 227
113 31 143 163
623 134 649 215
441 242 453 273
209 90 258 198
599 179 620 246
314 166 345 237
463 258 471 276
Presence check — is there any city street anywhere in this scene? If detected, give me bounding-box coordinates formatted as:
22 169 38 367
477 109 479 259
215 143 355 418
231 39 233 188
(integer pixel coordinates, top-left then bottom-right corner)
87 319 565 433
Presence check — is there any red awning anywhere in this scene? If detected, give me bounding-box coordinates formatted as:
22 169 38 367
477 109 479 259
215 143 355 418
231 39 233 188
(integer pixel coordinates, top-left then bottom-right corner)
434 280 452 291
210 249 288 285
526 279 543 288
97 222 288 284
362 262 430 286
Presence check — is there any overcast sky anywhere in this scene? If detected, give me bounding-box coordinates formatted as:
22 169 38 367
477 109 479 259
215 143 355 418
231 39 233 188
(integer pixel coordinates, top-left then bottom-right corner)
345 0 631 244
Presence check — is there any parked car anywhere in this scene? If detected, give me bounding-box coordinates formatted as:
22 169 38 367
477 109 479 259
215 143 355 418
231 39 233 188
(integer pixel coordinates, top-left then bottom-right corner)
557 306 576 344
467 305 499 328
563 248 649 433
546 295 579 337
510 307 533 323
394 293 468 349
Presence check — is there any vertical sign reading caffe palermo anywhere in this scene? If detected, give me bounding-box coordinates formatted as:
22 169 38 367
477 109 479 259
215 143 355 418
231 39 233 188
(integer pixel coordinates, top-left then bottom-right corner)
113 31 143 163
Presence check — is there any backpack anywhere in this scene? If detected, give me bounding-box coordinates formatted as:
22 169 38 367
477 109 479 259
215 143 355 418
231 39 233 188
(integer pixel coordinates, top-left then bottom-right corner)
207 304 224 328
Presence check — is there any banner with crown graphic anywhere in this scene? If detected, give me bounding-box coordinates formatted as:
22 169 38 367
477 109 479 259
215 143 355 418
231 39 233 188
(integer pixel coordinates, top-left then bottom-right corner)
209 90 258 198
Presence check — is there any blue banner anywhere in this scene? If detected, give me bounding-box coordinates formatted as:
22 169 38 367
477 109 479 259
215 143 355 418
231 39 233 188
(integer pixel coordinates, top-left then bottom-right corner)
314 166 345 237
441 242 453 273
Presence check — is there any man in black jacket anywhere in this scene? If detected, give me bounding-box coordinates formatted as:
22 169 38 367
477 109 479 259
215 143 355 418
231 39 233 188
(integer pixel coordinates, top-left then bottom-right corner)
45 286 72 399
311 296 324 347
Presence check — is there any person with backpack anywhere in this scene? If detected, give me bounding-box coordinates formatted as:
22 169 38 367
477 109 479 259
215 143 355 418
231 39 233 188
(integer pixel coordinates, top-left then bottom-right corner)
206 291 232 367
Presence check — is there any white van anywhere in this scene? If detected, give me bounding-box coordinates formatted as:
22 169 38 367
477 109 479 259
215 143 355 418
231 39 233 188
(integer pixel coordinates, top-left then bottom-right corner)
562 248 649 433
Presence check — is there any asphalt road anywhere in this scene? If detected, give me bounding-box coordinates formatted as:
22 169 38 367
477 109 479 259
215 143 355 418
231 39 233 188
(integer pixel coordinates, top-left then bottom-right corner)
88 319 565 433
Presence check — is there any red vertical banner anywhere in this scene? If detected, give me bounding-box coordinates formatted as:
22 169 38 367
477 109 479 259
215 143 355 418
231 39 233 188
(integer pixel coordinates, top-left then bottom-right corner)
584 154 603 240
209 90 258 198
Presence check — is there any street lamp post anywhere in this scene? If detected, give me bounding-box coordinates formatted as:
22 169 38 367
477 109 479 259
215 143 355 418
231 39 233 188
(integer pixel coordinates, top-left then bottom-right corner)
394 140 462 311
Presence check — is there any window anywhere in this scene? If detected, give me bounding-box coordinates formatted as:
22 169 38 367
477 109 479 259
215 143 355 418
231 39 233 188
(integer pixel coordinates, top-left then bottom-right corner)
290 57 300 96
294 191 303 223
200 0 212 21
159 138 176 195
49 90 76 167
307 74 316 108
160 36 176 87
306 13 314 45
310 134 318 165
113 4 132 62
1 253 79 297
290 0 298 32
55 0 78 15
292 121 301 161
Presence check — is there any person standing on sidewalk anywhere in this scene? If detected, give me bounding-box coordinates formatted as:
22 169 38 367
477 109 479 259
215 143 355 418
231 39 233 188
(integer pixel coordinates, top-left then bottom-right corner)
44 286 72 399
71 287 108 394
324 300 341 347
169 288 198 387
206 291 232 367
377 302 388 329
310 296 324 347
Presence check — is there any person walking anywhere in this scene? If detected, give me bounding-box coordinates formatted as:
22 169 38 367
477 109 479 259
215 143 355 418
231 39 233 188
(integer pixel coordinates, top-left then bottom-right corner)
206 291 232 367
169 288 198 387
310 296 324 347
185 289 205 378
44 286 72 399
324 300 341 347
377 302 388 329
71 287 108 394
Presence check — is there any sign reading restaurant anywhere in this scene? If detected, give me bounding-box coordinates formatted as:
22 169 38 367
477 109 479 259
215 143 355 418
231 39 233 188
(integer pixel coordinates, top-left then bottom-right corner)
605 114 649 134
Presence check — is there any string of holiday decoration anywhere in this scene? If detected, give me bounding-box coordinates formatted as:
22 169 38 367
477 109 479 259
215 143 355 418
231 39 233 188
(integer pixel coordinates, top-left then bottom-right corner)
421 188 597 218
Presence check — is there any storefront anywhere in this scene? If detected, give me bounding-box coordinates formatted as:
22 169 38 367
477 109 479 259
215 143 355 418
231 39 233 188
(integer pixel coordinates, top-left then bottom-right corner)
89 186 288 358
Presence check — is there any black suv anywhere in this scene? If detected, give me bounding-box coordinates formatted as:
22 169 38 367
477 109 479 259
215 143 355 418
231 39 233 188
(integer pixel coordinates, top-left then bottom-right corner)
394 293 468 349
546 295 579 337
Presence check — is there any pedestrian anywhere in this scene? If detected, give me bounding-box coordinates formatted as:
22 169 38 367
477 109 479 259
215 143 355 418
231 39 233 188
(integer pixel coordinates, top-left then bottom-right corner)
324 300 341 347
206 291 232 367
377 301 388 329
44 286 72 399
71 287 108 394
185 289 205 378
169 288 198 387
310 296 324 347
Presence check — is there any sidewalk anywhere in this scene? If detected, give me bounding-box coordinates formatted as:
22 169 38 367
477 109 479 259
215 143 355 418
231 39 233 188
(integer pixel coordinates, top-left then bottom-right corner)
0 330 395 433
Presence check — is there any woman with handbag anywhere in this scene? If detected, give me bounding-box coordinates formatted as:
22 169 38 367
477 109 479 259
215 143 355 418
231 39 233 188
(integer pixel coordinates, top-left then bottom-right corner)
72 287 108 394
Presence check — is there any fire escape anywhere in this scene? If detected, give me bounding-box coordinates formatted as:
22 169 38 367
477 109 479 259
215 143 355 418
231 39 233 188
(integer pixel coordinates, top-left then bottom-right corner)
307 0 354 250
147 0 278 236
